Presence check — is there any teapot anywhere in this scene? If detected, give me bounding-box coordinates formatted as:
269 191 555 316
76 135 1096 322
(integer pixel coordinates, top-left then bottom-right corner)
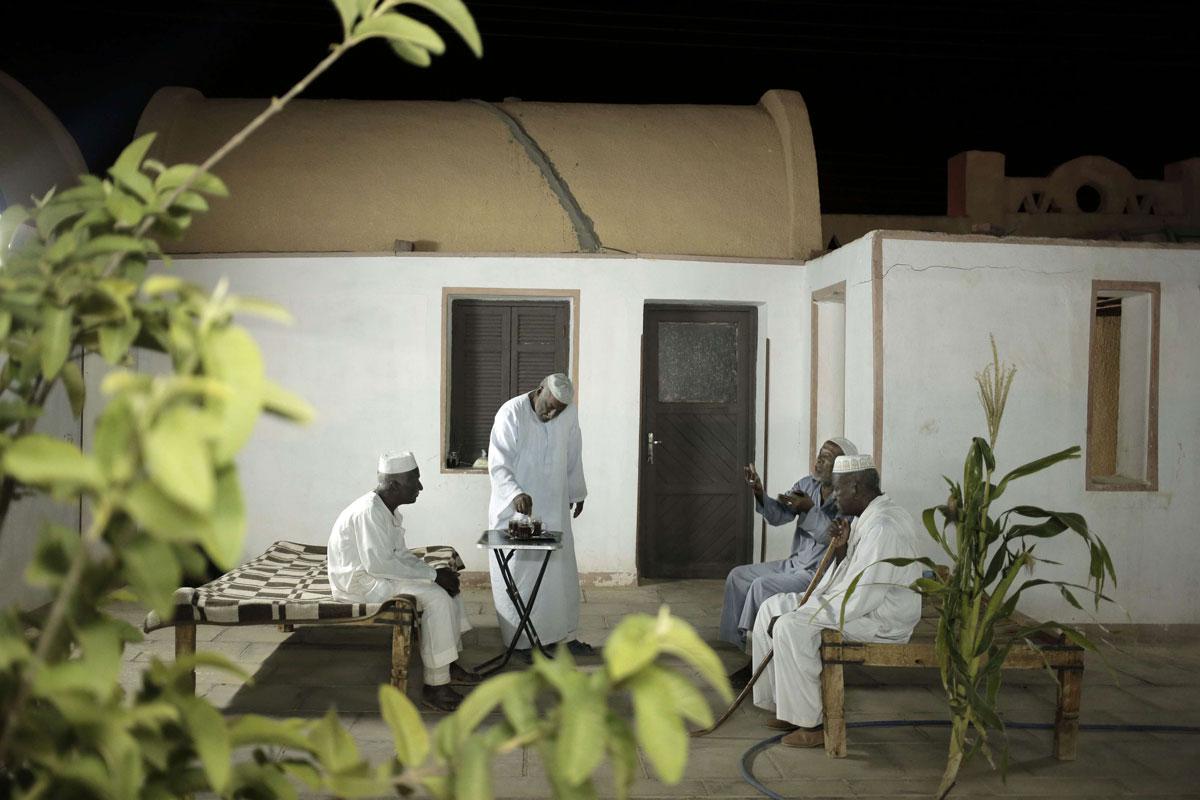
506 513 544 539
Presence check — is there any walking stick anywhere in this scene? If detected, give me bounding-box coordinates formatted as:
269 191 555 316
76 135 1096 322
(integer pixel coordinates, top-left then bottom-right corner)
690 534 842 737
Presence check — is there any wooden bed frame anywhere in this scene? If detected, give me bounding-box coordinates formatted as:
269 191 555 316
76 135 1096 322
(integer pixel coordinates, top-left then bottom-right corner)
171 606 417 696
146 541 463 698
818 602 1084 759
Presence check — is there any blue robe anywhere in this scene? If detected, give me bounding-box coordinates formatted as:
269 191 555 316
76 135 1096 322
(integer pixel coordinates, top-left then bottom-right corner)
718 475 840 648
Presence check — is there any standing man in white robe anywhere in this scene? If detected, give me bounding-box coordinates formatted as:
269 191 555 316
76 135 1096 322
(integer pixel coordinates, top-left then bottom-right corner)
328 452 479 712
750 454 923 747
487 373 591 659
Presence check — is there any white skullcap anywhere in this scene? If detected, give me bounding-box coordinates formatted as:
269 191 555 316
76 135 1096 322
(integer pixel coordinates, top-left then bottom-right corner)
832 453 875 474
825 437 858 456
545 373 574 404
378 451 417 474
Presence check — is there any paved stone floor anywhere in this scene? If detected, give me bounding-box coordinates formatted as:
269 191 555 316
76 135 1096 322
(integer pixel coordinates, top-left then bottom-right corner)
115 581 1200 798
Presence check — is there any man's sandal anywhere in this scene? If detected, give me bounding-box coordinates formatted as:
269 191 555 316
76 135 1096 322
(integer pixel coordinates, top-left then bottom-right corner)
781 727 824 748
766 717 799 731
450 663 483 685
728 664 754 689
565 639 597 657
421 686 463 713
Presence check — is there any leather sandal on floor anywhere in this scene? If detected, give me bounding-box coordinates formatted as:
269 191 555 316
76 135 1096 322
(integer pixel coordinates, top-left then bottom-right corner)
565 639 597 657
729 664 754 689
781 727 824 748
766 717 799 731
421 685 464 713
450 663 483 685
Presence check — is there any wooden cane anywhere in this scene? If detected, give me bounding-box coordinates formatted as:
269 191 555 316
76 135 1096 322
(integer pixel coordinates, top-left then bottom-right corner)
690 528 844 737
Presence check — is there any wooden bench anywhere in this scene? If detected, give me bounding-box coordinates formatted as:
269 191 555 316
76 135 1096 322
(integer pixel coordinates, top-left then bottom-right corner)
143 540 464 696
819 599 1084 759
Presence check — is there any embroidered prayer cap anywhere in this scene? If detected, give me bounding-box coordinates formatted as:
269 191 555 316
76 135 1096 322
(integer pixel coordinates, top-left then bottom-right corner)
378 451 418 475
826 437 858 456
832 453 875 474
545 373 574 404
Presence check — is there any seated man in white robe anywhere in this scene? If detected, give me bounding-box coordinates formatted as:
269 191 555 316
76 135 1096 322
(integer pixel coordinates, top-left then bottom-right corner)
721 436 857 686
487 373 591 660
328 451 479 712
751 454 922 747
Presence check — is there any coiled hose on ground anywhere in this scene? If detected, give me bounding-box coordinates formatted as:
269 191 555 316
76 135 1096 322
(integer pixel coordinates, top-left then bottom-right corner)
739 719 1200 800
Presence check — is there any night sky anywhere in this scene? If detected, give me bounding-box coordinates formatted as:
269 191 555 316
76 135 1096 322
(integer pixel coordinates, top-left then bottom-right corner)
3 0 1194 215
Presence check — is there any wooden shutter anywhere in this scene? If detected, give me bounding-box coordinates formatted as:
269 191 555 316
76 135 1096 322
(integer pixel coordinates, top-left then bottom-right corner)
449 300 569 462
511 303 569 395
450 303 511 460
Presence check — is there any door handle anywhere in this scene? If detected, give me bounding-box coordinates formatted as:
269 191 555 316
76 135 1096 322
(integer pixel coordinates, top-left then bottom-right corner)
647 432 662 464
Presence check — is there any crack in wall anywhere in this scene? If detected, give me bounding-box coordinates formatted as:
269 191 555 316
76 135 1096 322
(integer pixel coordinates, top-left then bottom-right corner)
854 262 1086 286
467 99 602 253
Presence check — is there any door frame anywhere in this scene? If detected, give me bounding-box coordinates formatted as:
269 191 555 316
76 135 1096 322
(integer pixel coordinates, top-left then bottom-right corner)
635 303 758 580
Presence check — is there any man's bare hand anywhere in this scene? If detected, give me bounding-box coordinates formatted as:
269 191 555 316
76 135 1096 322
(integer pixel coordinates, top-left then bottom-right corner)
572 500 585 518
435 568 460 597
744 464 763 500
828 518 851 561
778 492 815 514
514 493 533 515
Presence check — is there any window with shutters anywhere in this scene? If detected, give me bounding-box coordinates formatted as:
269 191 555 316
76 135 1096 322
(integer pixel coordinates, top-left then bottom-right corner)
447 299 570 469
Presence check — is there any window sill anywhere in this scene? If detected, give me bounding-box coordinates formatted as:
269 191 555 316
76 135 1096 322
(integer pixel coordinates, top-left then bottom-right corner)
1087 475 1155 492
441 466 489 475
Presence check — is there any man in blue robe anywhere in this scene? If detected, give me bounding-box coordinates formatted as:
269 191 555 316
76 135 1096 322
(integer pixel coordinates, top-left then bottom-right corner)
719 436 857 684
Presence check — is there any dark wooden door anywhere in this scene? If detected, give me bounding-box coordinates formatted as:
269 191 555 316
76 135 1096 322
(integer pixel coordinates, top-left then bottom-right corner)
637 306 757 579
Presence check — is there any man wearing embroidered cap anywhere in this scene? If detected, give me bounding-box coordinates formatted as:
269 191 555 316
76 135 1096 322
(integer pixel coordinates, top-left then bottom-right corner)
749 453 923 748
487 373 591 658
327 451 479 712
720 437 858 684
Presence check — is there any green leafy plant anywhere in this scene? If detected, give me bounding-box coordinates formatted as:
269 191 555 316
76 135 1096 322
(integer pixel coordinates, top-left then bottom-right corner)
427 610 730 799
842 337 1117 799
1 3 732 797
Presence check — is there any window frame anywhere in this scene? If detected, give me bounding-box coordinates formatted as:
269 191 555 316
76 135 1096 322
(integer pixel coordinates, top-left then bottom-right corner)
440 287 580 474
1084 279 1160 492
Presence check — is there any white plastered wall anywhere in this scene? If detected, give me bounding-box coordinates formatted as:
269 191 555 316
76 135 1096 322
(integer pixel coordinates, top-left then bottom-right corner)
876 233 1200 624
0 380 82 609
108 254 815 582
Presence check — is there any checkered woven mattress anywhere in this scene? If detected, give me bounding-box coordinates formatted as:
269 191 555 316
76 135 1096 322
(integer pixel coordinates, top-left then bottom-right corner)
143 540 465 632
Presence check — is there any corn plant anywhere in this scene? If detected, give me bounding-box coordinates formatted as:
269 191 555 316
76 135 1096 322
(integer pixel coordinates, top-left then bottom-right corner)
845 338 1117 799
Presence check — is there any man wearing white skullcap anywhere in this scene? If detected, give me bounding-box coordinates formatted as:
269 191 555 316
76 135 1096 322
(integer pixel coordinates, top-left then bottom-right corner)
721 437 859 685
328 451 479 711
544 372 574 404
750 454 923 748
487 373 591 658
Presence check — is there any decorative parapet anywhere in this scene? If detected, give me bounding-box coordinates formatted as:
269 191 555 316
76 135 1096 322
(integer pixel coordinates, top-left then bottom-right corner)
1006 157 1184 216
949 151 1198 223
824 152 1200 250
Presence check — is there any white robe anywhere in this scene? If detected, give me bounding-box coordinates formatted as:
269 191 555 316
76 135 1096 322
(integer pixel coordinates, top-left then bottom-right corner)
327 492 471 684
751 493 922 726
487 394 587 648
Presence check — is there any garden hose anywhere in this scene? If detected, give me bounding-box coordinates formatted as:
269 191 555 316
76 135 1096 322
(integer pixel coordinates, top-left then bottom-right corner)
739 719 1200 800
